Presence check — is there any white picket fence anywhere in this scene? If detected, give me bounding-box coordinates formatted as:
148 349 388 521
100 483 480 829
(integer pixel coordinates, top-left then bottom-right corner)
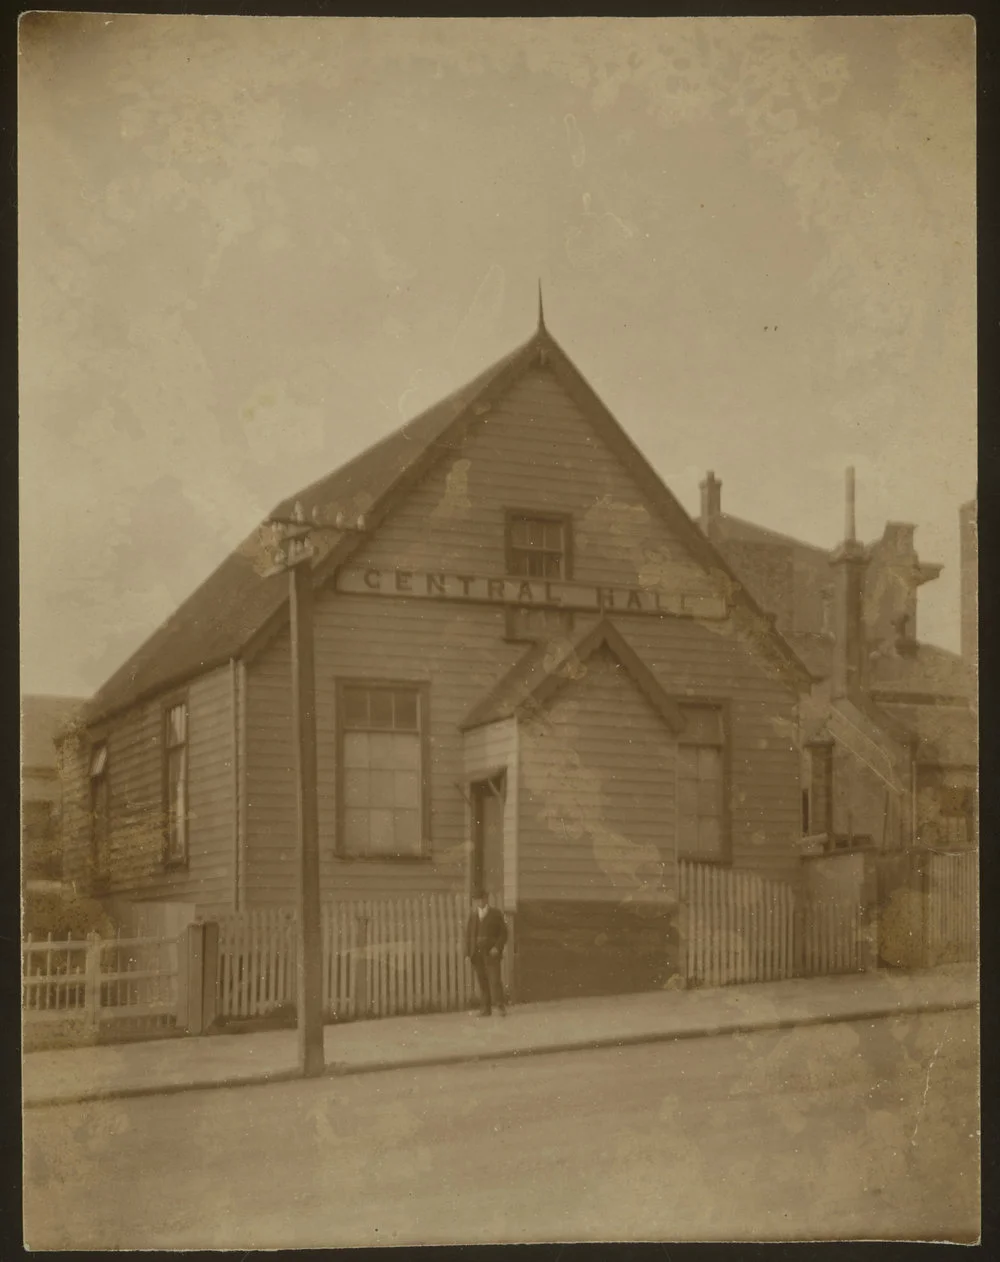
678 860 866 988
217 892 510 1022
22 931 179 1037
925 849 978 964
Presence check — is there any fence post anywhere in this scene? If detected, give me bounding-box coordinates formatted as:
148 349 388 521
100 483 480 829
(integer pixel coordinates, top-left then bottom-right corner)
506 911 517 1006
177 922 219 1035
859 851 879 971
176 926 192 1029
201 921 220 1031
84 931 102 1033
177 923 203 1034
915 848 931 969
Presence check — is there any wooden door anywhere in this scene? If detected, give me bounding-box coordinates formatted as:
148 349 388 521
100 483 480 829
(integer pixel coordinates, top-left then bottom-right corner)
471 772 506 907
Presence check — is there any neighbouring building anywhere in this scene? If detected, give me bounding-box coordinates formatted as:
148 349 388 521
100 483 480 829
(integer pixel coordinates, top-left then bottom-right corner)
59 314 815 1002
21 694 82 888
699 471 978 862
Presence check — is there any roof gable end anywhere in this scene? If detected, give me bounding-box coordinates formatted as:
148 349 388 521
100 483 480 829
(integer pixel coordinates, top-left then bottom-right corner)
461 618 685 733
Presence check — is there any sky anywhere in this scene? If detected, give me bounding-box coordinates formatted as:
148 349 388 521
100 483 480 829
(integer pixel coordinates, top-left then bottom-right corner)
19 14 976 698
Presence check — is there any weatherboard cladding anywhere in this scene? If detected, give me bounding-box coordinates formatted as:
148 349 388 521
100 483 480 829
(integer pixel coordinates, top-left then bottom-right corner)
243 606 801 905
243 597 526 904
517 645 678 904
61 667 236 913
75 324 809 907
238 363 802 904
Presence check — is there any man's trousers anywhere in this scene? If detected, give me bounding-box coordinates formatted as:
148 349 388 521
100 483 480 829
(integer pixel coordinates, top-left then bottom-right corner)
471 950 505 1013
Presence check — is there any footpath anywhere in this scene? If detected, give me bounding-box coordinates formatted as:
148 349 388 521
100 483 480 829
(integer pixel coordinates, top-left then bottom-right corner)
23 963 977 1109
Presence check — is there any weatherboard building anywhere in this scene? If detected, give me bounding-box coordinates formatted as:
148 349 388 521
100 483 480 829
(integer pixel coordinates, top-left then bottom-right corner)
60 313 814 1000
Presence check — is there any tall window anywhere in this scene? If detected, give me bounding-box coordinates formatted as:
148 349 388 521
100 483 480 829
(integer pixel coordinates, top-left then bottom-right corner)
677 704 727 861
90 742 110 881
506 512 571 579
807 742 833 838
938 786 976 848
339 683 427 858
163 703 188 864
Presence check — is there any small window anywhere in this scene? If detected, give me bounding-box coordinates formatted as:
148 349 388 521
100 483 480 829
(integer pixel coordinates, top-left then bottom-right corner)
677 704 726 861
163 703 189 865
90 742 110 882
505 605 574 643
820 588 834 636
339 684 426 859
506 512 571 580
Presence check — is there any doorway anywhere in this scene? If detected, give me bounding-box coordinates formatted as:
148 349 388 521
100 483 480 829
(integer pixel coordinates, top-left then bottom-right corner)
471 771 506 906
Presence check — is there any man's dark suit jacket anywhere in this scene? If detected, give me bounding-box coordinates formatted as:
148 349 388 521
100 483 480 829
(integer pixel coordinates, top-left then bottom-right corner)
465 906 508 958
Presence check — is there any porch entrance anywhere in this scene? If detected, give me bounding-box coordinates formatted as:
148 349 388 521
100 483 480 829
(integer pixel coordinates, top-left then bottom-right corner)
470 771 505 906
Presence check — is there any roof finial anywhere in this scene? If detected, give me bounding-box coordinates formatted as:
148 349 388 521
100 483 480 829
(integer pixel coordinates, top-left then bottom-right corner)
537 278 545 331
845 466 856 543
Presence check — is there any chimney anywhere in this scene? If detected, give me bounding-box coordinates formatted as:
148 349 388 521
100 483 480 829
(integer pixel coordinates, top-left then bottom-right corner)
700 471 722 534
829 467 867 698
960 499 978 668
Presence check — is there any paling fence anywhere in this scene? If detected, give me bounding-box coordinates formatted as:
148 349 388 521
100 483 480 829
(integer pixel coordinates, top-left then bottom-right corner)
677 860 866 988
21 854 976 1043
216 892 511 1022
21 931 179 1038
925 849 978 965
800 898 865 977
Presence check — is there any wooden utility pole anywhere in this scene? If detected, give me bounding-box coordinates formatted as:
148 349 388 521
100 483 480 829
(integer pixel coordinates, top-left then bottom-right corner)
265 502 324 1078
289 557 324 1076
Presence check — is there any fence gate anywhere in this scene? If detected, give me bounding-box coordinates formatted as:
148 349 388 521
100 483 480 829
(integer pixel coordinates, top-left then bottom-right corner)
22 931 179 1042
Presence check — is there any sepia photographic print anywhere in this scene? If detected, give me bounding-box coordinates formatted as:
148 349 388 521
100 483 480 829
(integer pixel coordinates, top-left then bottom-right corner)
19 13 979 1248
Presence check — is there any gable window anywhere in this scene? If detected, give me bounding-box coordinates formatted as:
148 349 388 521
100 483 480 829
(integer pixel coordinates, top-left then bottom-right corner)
90 742 110 882
506 512 572 580
676 704 727 862
338 683 429 858
163 702 189 865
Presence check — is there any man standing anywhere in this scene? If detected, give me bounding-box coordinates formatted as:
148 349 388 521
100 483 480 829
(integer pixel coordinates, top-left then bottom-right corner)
465 889 508 1016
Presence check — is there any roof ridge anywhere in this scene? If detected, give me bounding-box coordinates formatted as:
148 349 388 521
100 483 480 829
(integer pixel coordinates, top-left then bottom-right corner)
268 333 538 520
717 513 835 554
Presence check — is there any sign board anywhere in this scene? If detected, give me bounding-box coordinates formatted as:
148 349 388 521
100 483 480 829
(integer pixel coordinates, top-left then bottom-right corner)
336 567 728 619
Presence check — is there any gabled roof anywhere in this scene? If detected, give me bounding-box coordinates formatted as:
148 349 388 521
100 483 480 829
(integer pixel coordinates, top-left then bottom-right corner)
713 513 830 556
461 619 685 733
785 636 974 704
883 701 978 768
82 322 812 725
868 642 974 703
22 695 83 770
81 338 533 724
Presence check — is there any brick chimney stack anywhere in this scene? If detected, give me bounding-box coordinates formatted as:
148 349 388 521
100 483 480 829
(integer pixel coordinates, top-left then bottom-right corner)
830 467 867 698
700 471 722 535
